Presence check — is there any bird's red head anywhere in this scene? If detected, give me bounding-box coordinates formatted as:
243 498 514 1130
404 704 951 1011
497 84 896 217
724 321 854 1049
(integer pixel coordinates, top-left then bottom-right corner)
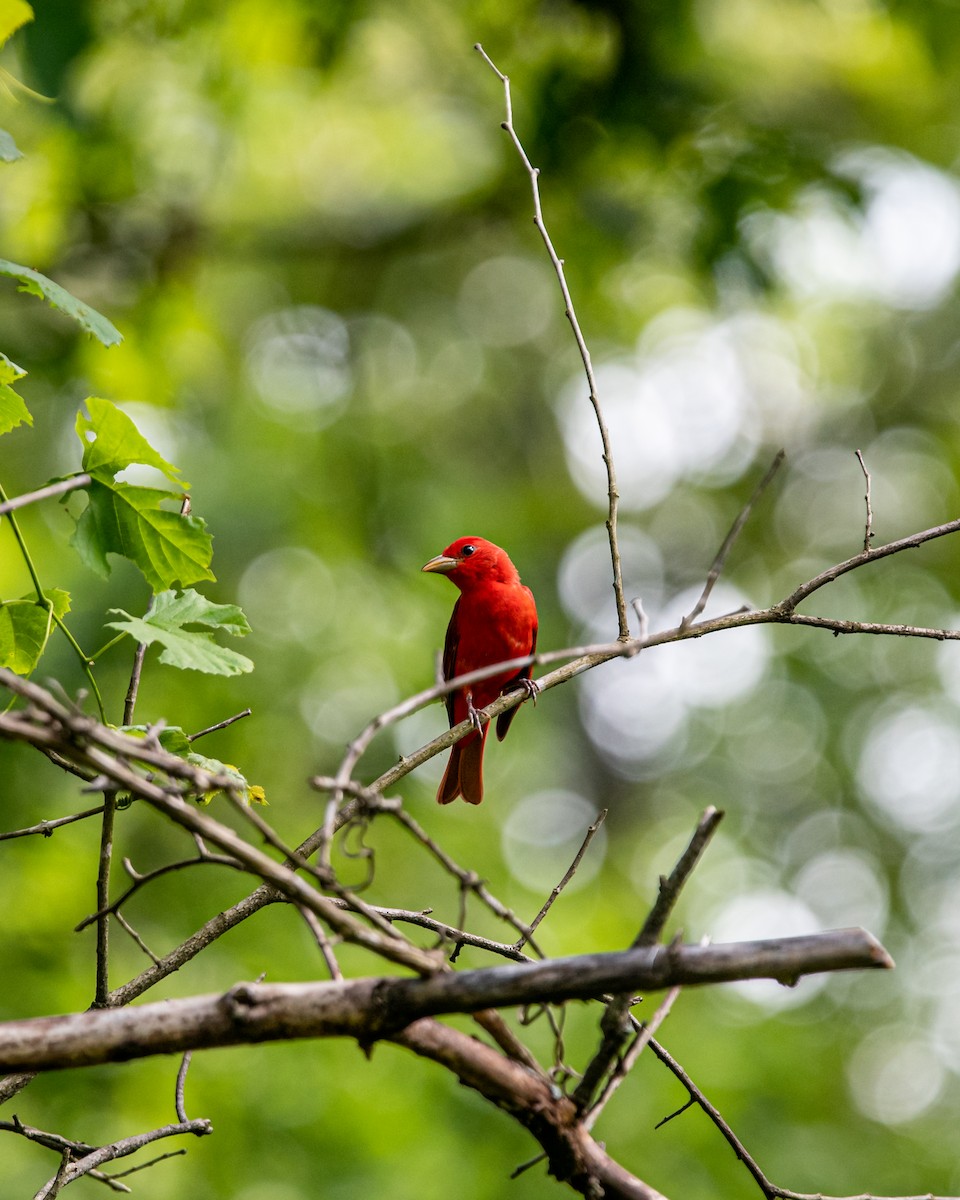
421 537 521 589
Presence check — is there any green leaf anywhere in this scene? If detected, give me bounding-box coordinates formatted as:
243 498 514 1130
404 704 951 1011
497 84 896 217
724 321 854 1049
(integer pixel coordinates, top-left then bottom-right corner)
0 258 122 346
0 588 71 675
0 352 30 435
187 754 266 806
0 128 22 162
106 589 253 676
118 724 195 756
117 723 265 805
0 1 32 50
71 480 214 592
76 397 186 485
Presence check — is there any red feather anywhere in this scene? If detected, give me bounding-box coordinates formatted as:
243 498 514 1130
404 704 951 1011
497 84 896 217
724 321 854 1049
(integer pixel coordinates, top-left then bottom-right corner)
422 537 538 804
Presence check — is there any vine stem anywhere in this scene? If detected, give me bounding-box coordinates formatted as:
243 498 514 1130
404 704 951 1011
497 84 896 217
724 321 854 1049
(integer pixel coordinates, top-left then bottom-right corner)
0 479 105 720
475 44 630 641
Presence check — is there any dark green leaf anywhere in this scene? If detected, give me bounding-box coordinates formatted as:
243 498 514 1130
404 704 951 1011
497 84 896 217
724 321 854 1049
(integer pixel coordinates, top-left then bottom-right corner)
71 480 214 592
0 588 71 675
106 589 252 676
0 258 122 346
0 351 30 435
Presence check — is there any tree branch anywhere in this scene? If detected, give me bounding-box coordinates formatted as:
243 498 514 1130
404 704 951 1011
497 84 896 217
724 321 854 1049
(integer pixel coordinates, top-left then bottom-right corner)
0 929 890 1073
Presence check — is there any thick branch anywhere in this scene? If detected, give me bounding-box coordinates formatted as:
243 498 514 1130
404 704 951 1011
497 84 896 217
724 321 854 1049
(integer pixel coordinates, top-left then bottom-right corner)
397 1018 669 1200
0 929 890 1073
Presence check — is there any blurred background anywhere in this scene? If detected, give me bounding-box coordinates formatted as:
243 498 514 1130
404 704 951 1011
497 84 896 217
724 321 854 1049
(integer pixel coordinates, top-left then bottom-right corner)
2 0 960 1196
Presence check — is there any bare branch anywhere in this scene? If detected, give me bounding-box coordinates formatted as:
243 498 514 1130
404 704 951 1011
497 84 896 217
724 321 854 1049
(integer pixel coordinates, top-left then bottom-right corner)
0 474 91 517
515 808 607 951
390 808 544 951
635 807 724 947
582 985 682 1133
174 1053 191 1124
574 808 723 1110
0 804 105 841
94 791 118 1007
682 450 785 629
121 643 147 728
188 708 253 742
646 1037 959 1200
0 929 890 1073
476 43 630 640
855 448 875 553
32 1118 212 1199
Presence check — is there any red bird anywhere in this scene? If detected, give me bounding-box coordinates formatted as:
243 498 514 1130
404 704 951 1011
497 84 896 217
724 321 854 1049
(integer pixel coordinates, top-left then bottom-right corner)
422 537 538 805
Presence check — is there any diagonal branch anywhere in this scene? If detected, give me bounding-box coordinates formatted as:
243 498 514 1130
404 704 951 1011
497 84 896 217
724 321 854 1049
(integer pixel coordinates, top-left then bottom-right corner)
573 807 723 1110
476 43 630 641
0 928 891 1073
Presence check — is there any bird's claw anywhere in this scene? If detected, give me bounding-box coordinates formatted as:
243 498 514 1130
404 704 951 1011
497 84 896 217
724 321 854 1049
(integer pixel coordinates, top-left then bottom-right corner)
518 677 540 707
465 691 485 734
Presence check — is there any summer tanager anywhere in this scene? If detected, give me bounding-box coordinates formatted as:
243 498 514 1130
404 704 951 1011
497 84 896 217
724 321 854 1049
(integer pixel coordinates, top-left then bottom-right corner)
422 537 538 804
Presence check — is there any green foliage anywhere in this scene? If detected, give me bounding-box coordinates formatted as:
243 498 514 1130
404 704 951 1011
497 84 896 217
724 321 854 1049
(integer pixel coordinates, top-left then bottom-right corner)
107 590 253 677
0 351 29 434
0 258 122 346
120 725 265 805
2 1 960 1198
0 587 68 674
77 397 184 485
69 398 213 592
0 0 31 49
70 481 214 592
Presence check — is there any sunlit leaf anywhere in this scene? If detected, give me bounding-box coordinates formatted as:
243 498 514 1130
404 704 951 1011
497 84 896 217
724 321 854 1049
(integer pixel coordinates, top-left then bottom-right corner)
71 480 214 592
107 589 252 676
189 755 266 806
0 258 122 346
0 351 30 434
114 725 263 803
0 0 32 50
0 588 71 675
76 397 185 485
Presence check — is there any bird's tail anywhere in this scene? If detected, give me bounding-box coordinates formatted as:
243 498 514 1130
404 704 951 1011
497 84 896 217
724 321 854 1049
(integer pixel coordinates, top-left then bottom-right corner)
437 727 487 805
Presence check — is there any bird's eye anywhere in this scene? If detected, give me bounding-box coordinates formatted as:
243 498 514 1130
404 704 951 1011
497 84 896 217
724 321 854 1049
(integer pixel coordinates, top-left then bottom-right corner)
461 545 476 557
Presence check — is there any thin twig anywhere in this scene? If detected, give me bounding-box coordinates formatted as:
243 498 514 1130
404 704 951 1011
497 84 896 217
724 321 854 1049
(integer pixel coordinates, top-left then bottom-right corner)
104 1149 186 1180
188 708 253 741
76 851 245 931
476 43 629 640
635 807 724 947
326 900 535 963
32 1118 212 1199
113 910 161 965
298 907 344 981
390 808 544 953
0 804 105 841
515 809 607 951
122 644 147 727
94 790 118 1006
174 1053 191 1123
582 985 682 1132
573 808 723 1111
0 474 91 517
855 448 874 553
682 450 785 629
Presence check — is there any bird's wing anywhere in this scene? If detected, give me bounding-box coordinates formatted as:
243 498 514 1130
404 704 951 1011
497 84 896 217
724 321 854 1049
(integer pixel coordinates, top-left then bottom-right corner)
442 596 461 728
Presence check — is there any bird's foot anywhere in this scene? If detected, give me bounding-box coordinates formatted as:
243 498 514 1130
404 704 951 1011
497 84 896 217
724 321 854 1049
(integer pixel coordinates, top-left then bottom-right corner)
518 677 541 706
465 691 485 734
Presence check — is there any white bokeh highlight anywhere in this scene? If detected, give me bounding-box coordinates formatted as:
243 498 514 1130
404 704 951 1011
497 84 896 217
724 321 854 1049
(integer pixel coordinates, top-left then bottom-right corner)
857 705 960 834
501 791 605 894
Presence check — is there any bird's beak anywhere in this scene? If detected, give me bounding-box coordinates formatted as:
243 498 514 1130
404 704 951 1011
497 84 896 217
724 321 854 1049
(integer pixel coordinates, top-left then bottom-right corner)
422 554 458 574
